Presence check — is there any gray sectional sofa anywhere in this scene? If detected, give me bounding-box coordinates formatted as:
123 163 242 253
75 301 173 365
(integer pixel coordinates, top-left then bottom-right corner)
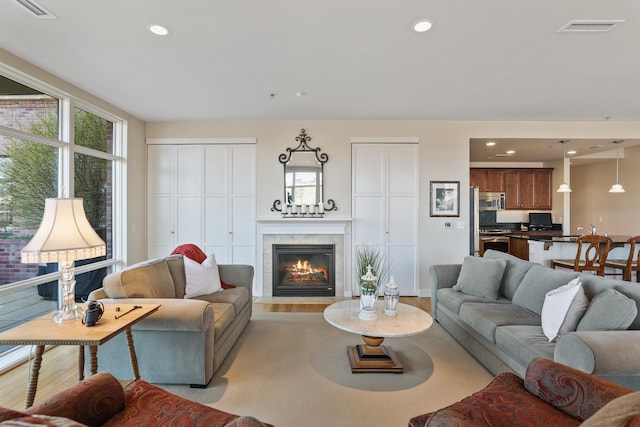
87 255 254 387
430 249 640 390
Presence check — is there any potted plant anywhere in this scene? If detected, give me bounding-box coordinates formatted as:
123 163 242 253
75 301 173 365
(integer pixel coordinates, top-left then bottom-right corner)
354 244 388 318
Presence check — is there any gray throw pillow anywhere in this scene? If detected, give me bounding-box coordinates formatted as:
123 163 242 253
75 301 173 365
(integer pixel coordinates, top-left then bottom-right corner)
453 256 506 300
512 265 579 316
104 258 176 299
484 250 534 300
577 288 638 331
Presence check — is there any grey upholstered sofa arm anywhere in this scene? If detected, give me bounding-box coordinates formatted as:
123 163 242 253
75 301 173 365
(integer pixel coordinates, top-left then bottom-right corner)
428 264 462 318
555 331 640 376
95 297 213 331
218 264 254 290
88 287 108 300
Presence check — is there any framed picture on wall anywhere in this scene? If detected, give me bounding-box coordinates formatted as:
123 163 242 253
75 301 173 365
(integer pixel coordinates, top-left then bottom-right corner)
430 181 460 217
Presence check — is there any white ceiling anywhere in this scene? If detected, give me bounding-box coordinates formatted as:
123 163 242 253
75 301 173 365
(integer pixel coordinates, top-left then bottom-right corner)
469 138 640 164
1 0 639 127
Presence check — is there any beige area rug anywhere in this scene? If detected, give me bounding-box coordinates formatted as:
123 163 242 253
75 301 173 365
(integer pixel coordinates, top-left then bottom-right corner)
162 312 494 427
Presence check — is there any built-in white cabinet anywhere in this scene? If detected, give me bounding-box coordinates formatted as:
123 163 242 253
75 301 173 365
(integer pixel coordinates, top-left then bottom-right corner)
147 143 256 266
352 143 419 296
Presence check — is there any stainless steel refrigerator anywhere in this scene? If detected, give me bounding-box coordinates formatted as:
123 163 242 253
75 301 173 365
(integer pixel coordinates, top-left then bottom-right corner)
470 186 479 256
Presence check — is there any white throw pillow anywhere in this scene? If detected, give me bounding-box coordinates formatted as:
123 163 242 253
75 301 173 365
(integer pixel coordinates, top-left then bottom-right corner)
183 254 222 298
541 278 589 342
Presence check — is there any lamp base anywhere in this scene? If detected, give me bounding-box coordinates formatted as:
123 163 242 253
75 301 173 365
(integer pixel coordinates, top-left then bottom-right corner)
52 306 84 323
52 261 83 323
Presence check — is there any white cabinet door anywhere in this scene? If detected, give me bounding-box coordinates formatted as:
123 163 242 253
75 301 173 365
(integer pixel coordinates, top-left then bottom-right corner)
176 146 203 250
147 144 255 266
147 145 176 259
203 146 230 260
352 143 418 295
202 144 256 264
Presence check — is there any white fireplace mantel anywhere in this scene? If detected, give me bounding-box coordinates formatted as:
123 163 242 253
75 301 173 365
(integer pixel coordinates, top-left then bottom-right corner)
257 217 351 235
256 217 352 298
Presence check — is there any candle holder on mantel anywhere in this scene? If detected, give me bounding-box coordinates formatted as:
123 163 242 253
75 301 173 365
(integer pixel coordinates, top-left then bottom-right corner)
271 199 338 217
359 265 379 320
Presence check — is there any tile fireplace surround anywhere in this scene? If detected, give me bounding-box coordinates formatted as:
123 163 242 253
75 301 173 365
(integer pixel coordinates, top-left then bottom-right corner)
256 218 352 298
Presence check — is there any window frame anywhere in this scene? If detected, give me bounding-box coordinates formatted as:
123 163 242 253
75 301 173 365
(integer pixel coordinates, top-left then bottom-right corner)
0 65 127 372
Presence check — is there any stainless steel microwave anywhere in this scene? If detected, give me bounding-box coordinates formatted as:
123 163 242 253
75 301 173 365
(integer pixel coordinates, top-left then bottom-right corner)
479 192 505 211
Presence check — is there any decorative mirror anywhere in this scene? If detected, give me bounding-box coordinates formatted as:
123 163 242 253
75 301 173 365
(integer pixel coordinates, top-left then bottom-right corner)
271 129 337 216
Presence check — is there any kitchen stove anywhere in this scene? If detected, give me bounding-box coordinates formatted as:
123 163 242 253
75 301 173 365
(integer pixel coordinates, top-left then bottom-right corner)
480 228 513 236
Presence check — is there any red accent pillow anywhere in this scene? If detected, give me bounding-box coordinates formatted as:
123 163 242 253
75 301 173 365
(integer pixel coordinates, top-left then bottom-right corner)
170 244 236 289
221 279 236 289
171 244 207 264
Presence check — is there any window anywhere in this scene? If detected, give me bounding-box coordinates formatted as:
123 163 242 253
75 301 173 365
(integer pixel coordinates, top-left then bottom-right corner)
0 71 125 369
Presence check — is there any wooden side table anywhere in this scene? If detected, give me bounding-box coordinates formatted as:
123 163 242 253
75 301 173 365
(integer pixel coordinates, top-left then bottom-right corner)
0 303 159 408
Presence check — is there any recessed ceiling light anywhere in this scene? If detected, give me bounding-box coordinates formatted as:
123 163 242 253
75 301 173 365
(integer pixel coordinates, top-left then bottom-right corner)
13 0 56 19
486 141 496 146
506 150 515 154
567 150 577 155
148 24 170 36
413 20 433 33
558 20 625 33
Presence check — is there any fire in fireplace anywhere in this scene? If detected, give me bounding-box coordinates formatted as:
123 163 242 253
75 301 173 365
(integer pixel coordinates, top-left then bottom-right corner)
272 244 335 296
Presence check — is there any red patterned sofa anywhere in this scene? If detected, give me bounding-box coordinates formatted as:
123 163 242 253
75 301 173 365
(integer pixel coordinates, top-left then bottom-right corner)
0 372 272 427
409 357 640 426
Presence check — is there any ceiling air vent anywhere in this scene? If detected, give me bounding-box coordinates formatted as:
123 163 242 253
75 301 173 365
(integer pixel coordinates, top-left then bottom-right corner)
13 0 56 19
558 20 625 33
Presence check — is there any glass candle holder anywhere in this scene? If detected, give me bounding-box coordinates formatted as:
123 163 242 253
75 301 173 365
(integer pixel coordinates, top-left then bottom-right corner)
359 265 378 320
384 276 399 316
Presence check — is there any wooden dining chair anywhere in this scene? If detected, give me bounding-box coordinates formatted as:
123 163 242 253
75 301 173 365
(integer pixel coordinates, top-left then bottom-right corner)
552 235 612 277
605 236 640 282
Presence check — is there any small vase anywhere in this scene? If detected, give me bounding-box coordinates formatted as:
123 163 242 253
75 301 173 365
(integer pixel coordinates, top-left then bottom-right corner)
384 276 399 316
359 265 378 320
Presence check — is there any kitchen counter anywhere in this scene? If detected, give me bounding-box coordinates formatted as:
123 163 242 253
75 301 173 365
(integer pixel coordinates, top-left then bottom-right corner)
508 233 634 268
507 233 631 244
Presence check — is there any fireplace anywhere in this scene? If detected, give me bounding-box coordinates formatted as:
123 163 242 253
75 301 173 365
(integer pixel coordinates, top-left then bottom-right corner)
272 244 335 296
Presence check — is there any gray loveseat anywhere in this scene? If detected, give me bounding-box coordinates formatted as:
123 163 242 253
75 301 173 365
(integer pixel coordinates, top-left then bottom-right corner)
430 249 640 390
87 255 254 387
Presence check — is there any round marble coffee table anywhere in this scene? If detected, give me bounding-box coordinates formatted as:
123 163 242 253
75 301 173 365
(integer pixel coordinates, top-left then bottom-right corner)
323 299 433 373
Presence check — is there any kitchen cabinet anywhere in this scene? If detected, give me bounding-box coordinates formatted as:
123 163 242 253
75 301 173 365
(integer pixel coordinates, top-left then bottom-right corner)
509 236 529 260
147 143 256 265
533 169 552 209
470 168 505 192
352 143 418 296
504 168 552 210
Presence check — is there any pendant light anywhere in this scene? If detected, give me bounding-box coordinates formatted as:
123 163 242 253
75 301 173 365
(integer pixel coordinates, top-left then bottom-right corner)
557 140 572 193
609 140 625 193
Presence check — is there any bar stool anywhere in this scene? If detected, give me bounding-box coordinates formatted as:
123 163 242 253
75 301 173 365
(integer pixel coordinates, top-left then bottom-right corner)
605 236 640 282
552 235 612 277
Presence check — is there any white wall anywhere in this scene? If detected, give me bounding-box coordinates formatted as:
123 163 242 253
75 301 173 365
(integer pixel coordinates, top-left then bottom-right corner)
571 144 640 236
146 120 640 295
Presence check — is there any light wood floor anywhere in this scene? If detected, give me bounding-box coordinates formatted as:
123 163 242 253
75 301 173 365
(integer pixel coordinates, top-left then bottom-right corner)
1 297 430 410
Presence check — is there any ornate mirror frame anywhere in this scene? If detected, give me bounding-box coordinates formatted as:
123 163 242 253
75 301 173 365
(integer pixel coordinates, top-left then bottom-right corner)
271 129 337 217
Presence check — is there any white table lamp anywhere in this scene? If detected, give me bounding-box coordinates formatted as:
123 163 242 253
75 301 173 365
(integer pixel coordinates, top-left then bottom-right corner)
21 198 106 323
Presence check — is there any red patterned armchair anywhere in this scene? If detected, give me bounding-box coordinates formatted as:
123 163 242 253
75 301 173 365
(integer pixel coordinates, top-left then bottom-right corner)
409 357 639 427
0 372 271 427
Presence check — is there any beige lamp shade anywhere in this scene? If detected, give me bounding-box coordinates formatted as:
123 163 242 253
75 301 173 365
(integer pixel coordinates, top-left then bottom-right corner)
21 198 106 264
